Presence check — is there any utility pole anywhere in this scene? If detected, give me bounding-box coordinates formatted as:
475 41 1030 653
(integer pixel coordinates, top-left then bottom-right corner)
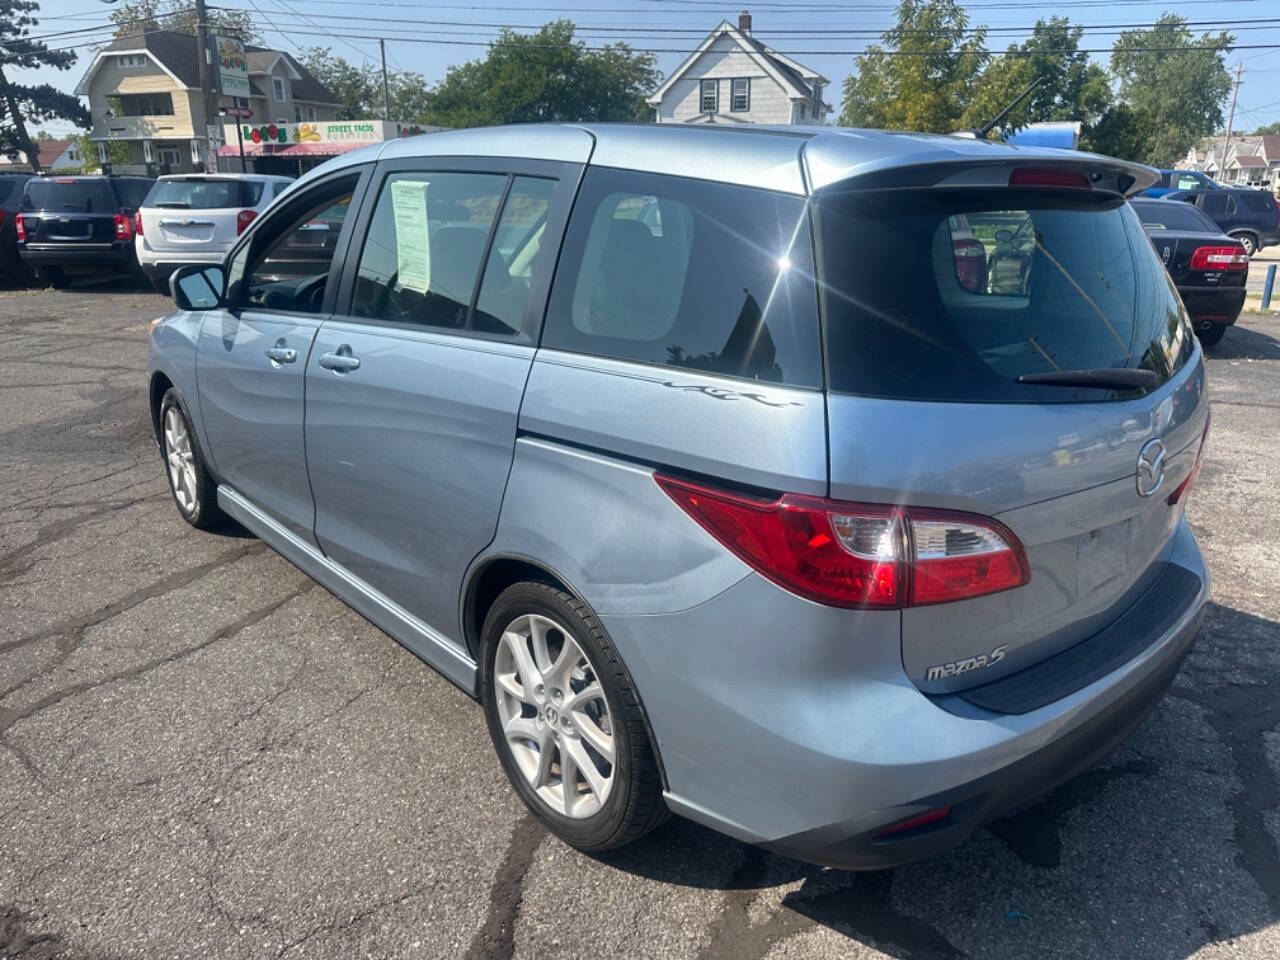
380 38 391 121
194 0 219 172
1221 62 1242 182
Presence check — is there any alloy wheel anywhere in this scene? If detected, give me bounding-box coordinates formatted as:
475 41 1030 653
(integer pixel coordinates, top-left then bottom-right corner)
163 406 198 514
493 613 615 819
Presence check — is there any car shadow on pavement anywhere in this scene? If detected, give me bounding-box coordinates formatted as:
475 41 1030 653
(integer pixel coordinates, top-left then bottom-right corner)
589 599 1280 960
1211 321 1280 360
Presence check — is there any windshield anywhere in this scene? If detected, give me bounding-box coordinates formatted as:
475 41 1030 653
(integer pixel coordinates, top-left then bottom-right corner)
144 178 263 209
816 188 1192 403
1131 201 1219 233
22 179 114 213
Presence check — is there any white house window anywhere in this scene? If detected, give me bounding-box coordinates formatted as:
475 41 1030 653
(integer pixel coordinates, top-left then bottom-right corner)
798 104 807 121
294 105 302 122
700 78 718 114
116 54 146 68
272 77 286 102
157 146 181 166
731 78 750 112
307 106 316 121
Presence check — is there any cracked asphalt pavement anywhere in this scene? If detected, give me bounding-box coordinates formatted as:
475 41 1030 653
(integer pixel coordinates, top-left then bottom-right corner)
2 284 1279 959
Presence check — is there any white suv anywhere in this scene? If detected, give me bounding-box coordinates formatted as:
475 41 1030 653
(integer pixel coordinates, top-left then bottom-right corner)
136 173 293 293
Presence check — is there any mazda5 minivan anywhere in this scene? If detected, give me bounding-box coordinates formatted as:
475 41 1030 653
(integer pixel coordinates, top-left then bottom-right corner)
148 125 1210 869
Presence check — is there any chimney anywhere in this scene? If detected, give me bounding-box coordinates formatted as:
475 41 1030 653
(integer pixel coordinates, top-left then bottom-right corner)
739 10 752 34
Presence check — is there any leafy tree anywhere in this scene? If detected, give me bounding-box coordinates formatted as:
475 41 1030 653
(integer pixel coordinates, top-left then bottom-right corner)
1252 121 1280 136
0 1 91 171
419 21 659 127
299 47 431 122
840 0 988 132
1106 14 1232 165
959 18 1112 139
109 0 258 43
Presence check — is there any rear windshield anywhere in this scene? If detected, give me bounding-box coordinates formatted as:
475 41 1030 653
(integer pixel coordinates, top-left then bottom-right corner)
817 189 1192 403
144 178 264 209
1131 201 1218 233
23 179 114 213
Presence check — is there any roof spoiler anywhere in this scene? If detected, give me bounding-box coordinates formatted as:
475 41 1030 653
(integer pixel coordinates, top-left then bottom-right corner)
809 156 1159 199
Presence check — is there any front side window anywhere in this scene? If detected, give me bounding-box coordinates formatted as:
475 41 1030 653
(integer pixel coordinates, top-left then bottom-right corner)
817 188 1190 403
731 78 750 112
544 168 822 388
242 178 355 313
273 77 286 102
351 171 508 331
700 79 718 113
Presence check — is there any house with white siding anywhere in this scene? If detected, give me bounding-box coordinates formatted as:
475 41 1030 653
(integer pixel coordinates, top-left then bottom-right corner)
647 12 830 126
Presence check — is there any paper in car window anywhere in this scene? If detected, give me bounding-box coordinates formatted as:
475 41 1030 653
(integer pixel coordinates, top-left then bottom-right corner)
390 179 431 294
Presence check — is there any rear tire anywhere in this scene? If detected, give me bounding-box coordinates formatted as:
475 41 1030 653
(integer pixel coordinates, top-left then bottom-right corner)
480 582 668 853
40 266 72 289
151 271 173 296
159 388 225 530
1196 324 1227 348
1235 233 1257 257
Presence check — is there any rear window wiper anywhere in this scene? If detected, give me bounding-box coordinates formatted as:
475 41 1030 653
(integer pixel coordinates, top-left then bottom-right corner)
155 201 191 208
1016 368 1160 391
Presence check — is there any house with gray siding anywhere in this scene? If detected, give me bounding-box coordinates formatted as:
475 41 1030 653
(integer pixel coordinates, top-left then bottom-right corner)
647 12 830 126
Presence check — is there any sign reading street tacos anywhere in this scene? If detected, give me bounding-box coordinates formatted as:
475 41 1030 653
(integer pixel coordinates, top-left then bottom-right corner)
228 121 443 148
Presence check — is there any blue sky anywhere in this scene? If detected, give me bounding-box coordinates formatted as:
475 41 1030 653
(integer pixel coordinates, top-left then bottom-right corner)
22 0 1280 137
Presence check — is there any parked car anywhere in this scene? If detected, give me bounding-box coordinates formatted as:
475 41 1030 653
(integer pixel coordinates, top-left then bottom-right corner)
1140 169 1221 199
136 173 293 294
0 172 33 285
17 175 153 288
1165 186 1280 256
1130 198 1248 348
148 125 1210 870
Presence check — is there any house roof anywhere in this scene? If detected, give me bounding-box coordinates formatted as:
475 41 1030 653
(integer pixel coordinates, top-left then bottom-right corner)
77 31 338 105
1233 154 1266 167
0 137 74 169
647 19 828 107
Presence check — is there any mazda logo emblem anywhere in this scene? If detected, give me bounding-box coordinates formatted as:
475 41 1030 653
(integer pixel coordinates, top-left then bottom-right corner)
1136 438 1166 497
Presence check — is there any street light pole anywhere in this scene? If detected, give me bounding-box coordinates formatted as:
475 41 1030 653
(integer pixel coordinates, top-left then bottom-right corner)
194 0 219 172
1221 62 1242 183
380 38 391 121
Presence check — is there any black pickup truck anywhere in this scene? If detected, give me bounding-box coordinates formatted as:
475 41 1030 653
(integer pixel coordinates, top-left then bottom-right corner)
17 175 153 288
1129 197 1248 348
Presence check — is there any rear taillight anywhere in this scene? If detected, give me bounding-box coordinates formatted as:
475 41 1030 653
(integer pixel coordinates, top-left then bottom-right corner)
133 210 143 236
1190 245 1248 270
236 209 257 234
114 212 132 241
1168 414 1210 506
14 212 24 242
655 475 1030 609
1009 167 1092 190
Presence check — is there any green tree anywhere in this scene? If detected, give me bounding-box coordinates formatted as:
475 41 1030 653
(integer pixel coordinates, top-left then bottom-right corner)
1105 14 1232 164
839 0 988 132
960 18 1112 140
0 1 91 171
1252 120 1280 136
299 47 432 122
419 21 659 127
109 0 258 43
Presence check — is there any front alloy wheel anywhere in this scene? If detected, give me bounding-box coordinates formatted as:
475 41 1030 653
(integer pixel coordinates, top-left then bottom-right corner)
158 388 224 530
481 582 667 852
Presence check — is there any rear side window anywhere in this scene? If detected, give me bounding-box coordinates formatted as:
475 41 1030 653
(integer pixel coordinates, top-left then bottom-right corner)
544 168 822 388
23 179 114 212
1132 201 1218 232
817 189 1190 403
1237 192 1274 214
0 180 19 204
1200 193 1229 216
145 178 262 209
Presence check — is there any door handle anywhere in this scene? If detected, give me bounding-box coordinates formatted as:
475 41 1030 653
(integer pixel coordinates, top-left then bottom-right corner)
318 346 360 373
264 344 297 364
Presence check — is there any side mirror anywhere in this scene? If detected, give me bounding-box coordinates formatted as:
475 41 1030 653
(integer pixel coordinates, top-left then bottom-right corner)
171 264 226 311
995 229 1013 244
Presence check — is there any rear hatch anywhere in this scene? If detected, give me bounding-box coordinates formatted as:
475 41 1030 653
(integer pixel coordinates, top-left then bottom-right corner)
21 178 119 245
814 165 1208 694
140 178 264 254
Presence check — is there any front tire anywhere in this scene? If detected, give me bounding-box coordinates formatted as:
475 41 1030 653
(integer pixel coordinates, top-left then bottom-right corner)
159 388 224 529
480 582 667 852
1196 323 1227 348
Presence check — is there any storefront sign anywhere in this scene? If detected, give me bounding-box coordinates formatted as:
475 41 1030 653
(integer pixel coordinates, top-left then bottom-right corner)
210 34 250 99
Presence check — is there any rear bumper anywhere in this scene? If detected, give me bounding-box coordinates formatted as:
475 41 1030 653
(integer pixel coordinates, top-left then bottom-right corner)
601 518 1208 870
1179 285 1246 325
20 243 134 271
136 237 228 279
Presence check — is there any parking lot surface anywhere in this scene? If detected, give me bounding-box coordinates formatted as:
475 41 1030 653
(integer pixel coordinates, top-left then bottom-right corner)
2 285 1279 960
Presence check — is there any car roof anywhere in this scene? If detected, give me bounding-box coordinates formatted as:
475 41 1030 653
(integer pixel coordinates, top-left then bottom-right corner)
295 123 1158 197
154 173 290 181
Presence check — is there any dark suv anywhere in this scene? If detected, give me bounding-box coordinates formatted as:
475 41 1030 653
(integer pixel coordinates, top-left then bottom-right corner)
18 175 153 287
0 172 33 284
1166 187 1280 256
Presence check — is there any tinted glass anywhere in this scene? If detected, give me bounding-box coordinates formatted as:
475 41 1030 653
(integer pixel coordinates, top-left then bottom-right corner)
114 179 152 210
544 168 822 388
1131 201 1219 233
244 180 355 313
145 178 262 209
1237 191 1274 214
352 171 507 330
474 177 556 336
817 189 1191 403
0 180 17 204
23 179 114 212
1200 193 1228 215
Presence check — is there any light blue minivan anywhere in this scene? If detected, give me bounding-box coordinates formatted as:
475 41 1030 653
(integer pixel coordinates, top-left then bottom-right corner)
149 124 1210 869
